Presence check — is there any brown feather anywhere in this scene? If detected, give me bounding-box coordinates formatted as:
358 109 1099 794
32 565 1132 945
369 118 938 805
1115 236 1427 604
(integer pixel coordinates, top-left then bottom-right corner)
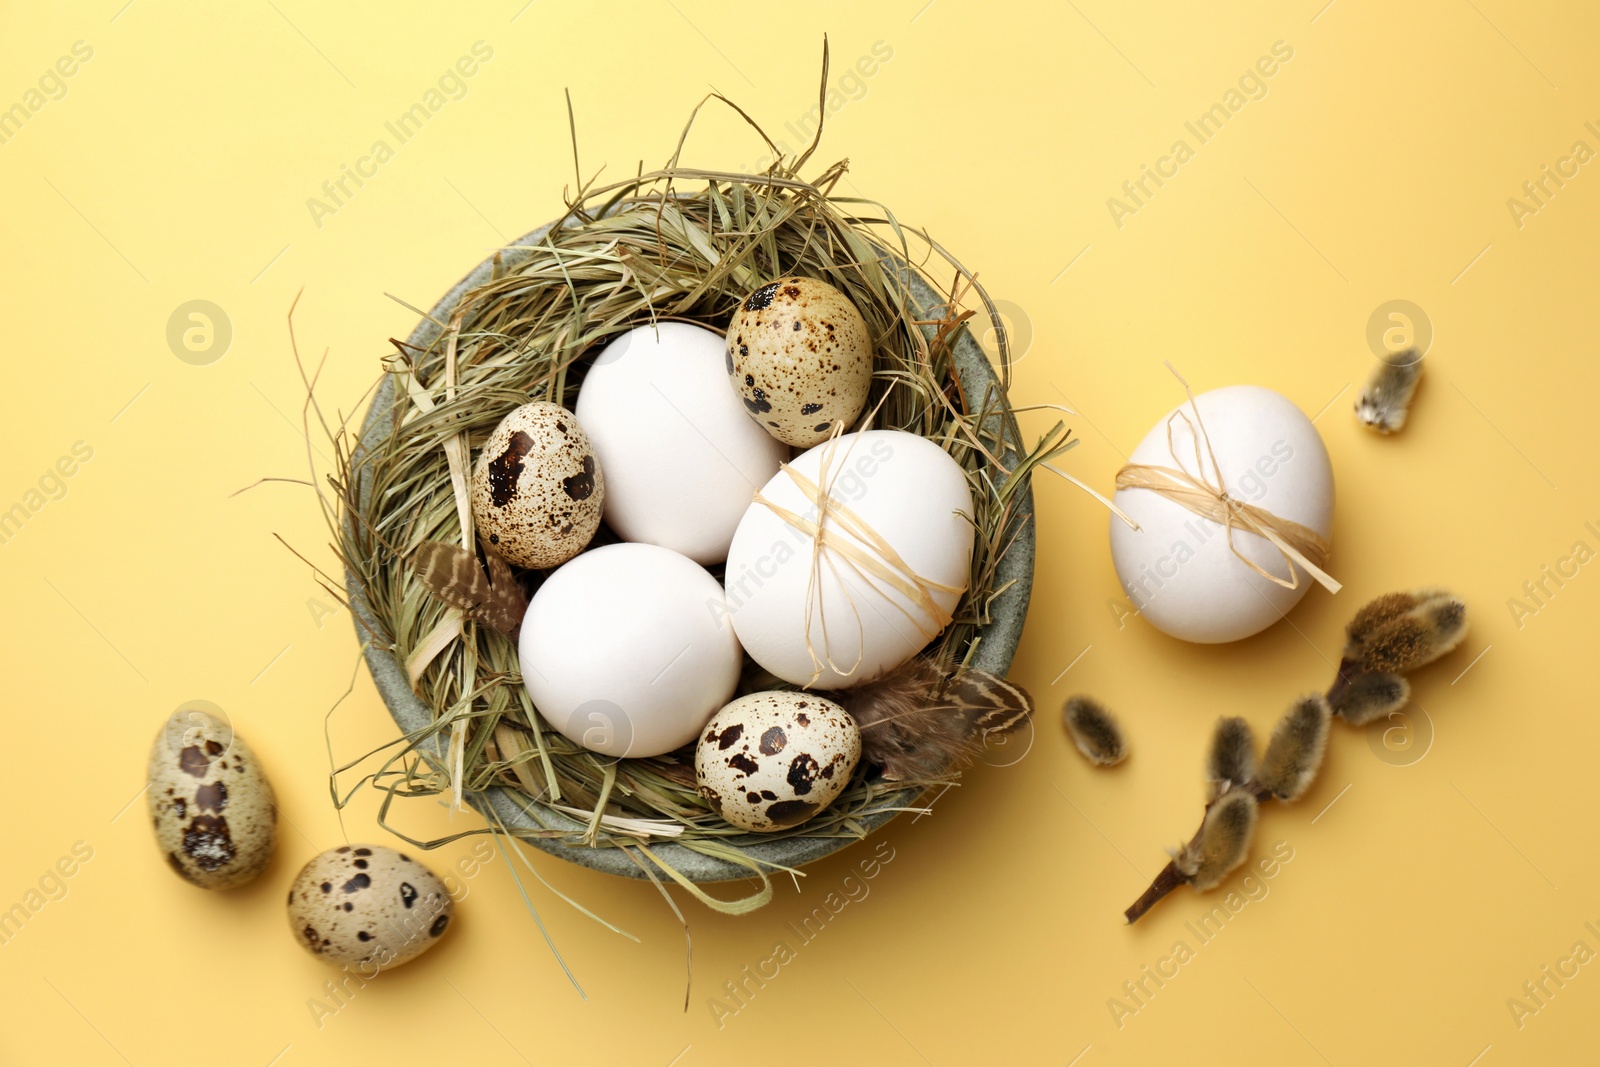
415 542 487 609
827 659 1034 781
413 541 527 637
479 547 530 636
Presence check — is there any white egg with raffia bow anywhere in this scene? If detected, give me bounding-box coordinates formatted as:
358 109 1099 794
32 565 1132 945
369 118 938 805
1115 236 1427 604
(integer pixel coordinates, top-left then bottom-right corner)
724 429 974 689
577 322 788 565
519 543 743 757
1109 384 1336 644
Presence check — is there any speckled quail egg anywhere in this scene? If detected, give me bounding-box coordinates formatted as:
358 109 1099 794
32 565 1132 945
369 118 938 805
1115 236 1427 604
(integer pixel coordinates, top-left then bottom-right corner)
469 401 604 569
146 703 277 889
695 691 862 832
726 277 873 448
287 845 453 969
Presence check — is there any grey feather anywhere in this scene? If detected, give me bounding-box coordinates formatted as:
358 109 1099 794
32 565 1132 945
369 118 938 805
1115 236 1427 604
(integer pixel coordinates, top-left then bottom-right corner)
829 659 1033 781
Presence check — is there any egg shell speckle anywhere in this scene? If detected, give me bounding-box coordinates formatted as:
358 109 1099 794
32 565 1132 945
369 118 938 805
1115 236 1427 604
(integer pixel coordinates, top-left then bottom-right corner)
726 277 872 448
146 706 277 890
470 401 604 569
286 845 453 969
694 692 861 832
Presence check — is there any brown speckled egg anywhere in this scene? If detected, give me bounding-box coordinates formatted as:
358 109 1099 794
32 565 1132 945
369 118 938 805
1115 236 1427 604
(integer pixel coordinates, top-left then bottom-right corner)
469 401 604 569
726 277 872 448
146 703 277 889
287 845 453 969
695 692 861 832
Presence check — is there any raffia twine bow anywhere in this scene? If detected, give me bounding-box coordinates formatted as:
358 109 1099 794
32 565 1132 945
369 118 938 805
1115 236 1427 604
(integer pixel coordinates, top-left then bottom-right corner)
753 427 964 686
1114 363 1341 595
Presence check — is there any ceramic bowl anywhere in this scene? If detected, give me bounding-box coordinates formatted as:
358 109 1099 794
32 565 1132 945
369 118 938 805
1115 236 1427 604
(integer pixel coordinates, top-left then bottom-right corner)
348 219 1036 882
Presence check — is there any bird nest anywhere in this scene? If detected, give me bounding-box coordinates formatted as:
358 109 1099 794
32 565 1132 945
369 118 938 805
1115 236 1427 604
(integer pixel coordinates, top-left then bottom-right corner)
314 110 1062 915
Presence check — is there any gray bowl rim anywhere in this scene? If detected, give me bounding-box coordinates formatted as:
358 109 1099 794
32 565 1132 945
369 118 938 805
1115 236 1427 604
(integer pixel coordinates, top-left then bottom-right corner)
346 215 1036 884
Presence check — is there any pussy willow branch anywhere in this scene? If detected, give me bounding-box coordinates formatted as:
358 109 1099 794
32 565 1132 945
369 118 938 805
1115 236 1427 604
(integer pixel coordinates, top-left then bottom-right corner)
1123 784 1274 924
1122 664 1352 925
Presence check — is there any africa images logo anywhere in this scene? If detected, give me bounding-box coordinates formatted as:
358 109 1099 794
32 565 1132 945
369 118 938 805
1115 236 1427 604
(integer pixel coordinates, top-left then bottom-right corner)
305 41 495 229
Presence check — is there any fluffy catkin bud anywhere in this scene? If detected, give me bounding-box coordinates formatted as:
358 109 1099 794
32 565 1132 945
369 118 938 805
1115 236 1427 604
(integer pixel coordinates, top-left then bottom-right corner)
1355 349 1423 434
1255 696 1331 802
1331 672 1411 726
1205 717 1256 799
1062 696 1128 766
1344 589 1457 658
1360 596 1468 674
1344 591 1422 657
1178 789 1258 892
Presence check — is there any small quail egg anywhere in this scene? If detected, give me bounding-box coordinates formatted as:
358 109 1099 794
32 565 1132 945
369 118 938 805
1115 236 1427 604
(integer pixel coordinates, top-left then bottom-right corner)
287 845 453 969
146 703 277 889
726 277 872 448
470 401 604 569
695 691 862 832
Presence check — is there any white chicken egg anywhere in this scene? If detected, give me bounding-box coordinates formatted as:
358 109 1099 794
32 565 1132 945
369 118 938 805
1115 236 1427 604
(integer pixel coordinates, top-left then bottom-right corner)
723 430 974 689
694 691 861 832
1109 385 1335 643
576 322 787 565
518 542 743 757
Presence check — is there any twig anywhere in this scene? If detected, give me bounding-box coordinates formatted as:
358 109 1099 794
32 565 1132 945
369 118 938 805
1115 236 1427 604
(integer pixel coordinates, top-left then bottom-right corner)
1122 589 1468 924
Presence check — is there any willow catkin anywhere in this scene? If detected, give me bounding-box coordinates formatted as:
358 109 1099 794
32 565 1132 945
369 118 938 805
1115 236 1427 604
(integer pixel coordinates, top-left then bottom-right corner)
1343 591 1423 656
1256 695 1331 802
1331 672 1411 726
1205 716 1256 798
1179 789 1258 891
1360 596 1468 674
1127 589 1472 923
1062 696 1128 767
1355 349 1423 434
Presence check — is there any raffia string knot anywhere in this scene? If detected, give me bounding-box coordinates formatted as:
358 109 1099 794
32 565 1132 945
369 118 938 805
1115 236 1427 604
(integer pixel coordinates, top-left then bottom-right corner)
1114 364 1341 595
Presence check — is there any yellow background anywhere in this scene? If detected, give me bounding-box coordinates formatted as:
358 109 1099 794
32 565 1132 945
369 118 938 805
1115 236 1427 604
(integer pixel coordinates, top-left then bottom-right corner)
1 1 1594 1064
